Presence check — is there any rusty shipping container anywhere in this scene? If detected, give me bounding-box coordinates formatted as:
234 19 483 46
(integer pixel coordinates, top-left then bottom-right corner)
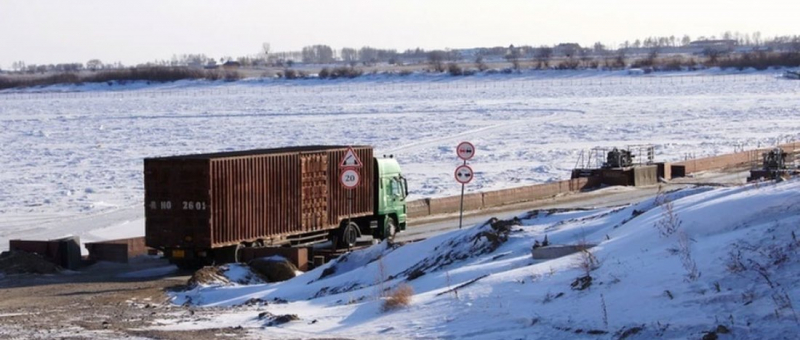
144 146 374 252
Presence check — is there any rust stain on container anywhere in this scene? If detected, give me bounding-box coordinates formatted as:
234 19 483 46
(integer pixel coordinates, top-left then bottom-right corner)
145 146 374 250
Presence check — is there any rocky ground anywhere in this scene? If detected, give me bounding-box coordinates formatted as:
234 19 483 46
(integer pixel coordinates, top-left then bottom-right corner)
0 257 255 340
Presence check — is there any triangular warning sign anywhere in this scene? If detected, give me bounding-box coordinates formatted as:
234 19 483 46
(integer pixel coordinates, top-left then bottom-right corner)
339 147 363 168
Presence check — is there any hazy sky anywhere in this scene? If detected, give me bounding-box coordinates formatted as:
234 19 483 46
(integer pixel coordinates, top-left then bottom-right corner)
1 0 798 68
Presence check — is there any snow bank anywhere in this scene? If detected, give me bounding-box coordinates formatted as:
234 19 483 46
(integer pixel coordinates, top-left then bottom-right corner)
162 179 800 339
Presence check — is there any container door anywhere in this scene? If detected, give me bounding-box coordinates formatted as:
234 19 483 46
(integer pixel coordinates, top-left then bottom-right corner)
301 153 329 231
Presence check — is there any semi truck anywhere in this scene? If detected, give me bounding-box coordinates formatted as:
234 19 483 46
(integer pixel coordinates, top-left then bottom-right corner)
144 145 408 268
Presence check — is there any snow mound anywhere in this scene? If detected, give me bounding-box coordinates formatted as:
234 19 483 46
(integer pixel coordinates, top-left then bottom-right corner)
187 264 266 288
165 179 800 339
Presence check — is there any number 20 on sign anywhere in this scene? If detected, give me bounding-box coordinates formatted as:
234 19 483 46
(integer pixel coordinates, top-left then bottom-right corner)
340 168 360 189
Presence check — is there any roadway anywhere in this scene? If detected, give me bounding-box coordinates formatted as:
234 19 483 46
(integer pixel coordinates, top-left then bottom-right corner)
396 169 749 242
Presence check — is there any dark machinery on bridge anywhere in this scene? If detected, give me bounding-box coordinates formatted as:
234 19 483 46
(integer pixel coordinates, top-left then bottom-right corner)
748 147 798 182
603 148 635 169
572 145 658 187
763 147 788 170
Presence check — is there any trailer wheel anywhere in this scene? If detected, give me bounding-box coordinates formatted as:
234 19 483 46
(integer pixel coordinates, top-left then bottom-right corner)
384 217 397 242
337 221 360 249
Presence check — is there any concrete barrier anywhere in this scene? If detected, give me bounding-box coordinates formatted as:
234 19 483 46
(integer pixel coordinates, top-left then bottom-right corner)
411 143 799 219
531 244 596 260
428 193 484 215
85 237 148 263
673 152 752 174
559 177 595 192
406 198 431 219
9 237 82 270
633 165 658 186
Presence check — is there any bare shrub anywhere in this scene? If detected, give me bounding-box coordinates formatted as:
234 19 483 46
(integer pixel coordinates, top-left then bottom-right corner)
283 69 299 79
318 67 330 79
427 51 447 72
676 231 701 282
329 66 362 79
447 63 463 76
726 234 799 322
398 69 412 76
475 56 488 71
717 52 800 70
600 293 609 329
0 66 231 89
382 284 414 312
575 235 600 277
576 247 600 277
771 289 799 323
654 190 682 237
557 58 580 70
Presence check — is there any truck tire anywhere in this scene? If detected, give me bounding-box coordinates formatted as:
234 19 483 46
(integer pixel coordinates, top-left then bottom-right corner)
384 217 397 241
337 222 360 249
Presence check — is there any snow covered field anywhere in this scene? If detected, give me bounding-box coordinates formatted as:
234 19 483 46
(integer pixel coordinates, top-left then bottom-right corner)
0 70 799 249
165 179 800 339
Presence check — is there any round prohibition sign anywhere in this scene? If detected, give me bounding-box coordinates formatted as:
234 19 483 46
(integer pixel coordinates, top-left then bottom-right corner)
340 168 361 189
456 141 475 161
454 165 474 184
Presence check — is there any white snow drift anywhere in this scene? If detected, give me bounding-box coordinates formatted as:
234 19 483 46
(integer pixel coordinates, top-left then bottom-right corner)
164 179 800 339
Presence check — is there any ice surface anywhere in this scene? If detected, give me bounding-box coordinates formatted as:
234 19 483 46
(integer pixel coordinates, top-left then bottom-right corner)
1 71 798 250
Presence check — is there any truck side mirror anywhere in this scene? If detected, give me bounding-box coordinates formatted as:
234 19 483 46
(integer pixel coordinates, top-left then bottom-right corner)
401 176 408 198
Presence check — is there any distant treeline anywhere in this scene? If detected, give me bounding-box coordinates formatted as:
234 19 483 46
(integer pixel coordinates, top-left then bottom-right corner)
0 67 241 90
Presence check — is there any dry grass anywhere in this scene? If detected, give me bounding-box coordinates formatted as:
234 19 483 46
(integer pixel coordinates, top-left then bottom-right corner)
654 188 682 237
381 283 414 312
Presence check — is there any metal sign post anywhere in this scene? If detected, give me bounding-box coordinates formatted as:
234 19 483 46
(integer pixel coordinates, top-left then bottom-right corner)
339 148 363 222
455 142 475 229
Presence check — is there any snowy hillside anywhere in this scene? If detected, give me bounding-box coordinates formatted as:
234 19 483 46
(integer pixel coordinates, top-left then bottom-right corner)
163 179 800 339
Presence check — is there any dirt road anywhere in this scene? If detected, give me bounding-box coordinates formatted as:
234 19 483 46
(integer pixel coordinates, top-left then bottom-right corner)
0 258 255 340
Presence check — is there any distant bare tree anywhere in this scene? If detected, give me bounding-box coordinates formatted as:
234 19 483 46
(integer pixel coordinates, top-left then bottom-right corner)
301 45 334 64
11 61 25 72
703 48 723 65
681 35 692 46
578 48 592 67
593 42 606 55
261 42 270 64
341 48 358 63
475 55 488 71
505 44 521 69
359 46 379 65
87 59 103 71
790 36 800 54
427 50 447 72
612 48 627 69
534 46 553 69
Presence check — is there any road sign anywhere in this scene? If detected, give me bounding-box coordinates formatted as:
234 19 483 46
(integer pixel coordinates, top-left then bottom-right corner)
456 141 475 161
339 147 363 168
340 168 360 189
454 165 474 184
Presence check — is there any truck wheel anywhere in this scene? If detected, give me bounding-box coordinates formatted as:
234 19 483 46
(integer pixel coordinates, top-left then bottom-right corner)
338 222 359 249
384 217 397 241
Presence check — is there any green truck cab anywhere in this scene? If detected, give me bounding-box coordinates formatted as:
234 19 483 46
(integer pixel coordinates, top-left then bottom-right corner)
372 157 408 239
